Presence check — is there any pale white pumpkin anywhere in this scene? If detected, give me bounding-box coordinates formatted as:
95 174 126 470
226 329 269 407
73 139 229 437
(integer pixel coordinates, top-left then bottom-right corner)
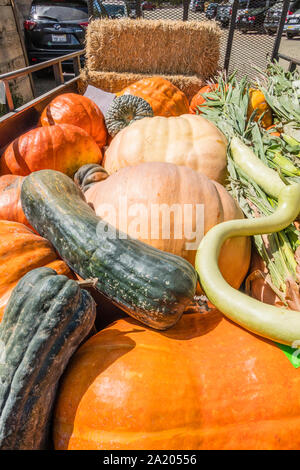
103 114 228 184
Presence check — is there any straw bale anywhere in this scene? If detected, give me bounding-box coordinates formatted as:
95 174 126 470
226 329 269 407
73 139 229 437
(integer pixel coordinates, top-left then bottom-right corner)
80 69 205 101
86 18 221 79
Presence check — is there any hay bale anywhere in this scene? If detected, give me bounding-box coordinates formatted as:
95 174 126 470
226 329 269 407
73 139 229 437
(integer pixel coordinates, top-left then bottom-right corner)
86 18 221 78
83 18 222 100
81 69 205 101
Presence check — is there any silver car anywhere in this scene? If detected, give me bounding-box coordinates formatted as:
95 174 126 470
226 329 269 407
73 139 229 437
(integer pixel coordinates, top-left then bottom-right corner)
284 9 300 38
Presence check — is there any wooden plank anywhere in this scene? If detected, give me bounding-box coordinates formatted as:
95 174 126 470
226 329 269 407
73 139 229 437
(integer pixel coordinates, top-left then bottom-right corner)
0 78 79 152
0 2 33 106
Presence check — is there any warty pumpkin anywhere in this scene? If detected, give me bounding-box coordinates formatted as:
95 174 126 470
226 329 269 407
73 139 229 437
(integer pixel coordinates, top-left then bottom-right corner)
53 310 300 450
0 124 102 177
0 175 32 229
0 220 74 322
0 267 96 450
40 93 108 149
247 88 273 129
104 114 228 184
105 95 154 136
84 162 251 291
116 76 189 117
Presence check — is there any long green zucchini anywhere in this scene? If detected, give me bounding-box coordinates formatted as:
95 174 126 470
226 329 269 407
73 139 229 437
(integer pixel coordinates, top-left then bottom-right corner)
196 137 300 346
21 170 197 330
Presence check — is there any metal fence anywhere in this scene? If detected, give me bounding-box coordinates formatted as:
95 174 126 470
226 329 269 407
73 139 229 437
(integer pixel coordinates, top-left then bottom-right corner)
89 0 299 77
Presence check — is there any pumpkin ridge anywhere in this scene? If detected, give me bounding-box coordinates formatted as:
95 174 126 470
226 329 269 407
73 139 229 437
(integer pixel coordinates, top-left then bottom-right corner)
80 97 95 143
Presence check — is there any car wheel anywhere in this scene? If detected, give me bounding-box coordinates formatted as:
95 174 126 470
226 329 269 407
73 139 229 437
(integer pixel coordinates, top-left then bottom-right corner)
287 33 294 39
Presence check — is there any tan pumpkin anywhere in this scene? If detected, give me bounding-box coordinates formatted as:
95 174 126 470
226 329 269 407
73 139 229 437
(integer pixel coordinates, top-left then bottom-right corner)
104 114 228 184
53 310 300 450
85 162 250 290
247 88 273 129
0 220 74 322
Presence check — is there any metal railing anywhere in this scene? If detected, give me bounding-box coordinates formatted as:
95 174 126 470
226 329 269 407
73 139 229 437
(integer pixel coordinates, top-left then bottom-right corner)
277 53 300 73
0 50 85 113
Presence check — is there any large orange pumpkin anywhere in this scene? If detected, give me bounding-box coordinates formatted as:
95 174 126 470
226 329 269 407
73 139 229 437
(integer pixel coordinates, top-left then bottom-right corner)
0 124 102 177
40 93 108 149
85 162 250 290
0 175 32 229
0 220 74 321
116 76 189 117
104 114 228 184
53 310 300 450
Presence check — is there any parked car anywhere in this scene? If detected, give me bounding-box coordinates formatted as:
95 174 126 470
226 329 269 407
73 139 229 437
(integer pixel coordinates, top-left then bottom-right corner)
264 0 300 35
205 2 219 19
236 0 277 33
24 0 88 65
141 1 156 10
190 0 205 12
216 0 248 28
284 8 300 38
24 1 134 65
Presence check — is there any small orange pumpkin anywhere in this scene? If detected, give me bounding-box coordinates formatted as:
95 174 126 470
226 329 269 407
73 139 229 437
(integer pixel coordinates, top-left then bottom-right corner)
0 220 74 322
40 93 108 149
189 84 218 114
0 124 102 177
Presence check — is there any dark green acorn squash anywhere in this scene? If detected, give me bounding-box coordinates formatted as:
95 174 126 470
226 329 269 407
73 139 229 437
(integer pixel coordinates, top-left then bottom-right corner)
21 170 197 330
105 95 154 136
0 267 96 450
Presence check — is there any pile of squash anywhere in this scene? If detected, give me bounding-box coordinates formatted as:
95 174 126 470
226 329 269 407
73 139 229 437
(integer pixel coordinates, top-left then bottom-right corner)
1 76 299 451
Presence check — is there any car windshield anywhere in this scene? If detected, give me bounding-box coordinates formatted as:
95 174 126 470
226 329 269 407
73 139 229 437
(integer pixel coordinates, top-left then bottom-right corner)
247 0 268 8
30 1 88 21
102 4 126 15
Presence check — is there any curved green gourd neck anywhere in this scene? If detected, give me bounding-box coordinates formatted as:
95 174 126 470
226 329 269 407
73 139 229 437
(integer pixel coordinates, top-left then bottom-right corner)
195 137 300 346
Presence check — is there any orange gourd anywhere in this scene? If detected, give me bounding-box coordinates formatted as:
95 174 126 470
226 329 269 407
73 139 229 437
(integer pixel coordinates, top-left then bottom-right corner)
116 76 189 117
85 162 250 291
247 88 273 129
40 93 108 149
0 175 32 229
0 124 102 177
0 220 74 322
53 310 300 450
